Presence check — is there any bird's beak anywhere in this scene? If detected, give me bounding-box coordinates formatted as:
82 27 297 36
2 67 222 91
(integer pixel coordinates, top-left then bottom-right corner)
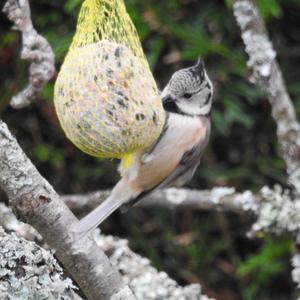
162 94 174 104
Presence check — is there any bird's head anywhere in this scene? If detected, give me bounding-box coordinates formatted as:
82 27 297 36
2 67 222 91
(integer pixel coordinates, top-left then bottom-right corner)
161 58 213 116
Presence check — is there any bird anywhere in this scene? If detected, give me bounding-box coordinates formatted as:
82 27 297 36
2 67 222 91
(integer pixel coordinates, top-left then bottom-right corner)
72 58 213 239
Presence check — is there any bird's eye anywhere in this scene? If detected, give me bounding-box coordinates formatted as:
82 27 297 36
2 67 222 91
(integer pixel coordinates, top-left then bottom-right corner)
183 93 192 99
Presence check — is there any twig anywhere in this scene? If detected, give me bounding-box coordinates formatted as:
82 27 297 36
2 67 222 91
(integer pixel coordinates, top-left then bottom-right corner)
0 202 41 241
62 184 300 239
233 0 300 193
233 0 300 293
0 120 135 300
63 187 260 215
2 0 55 108
62 184 300 238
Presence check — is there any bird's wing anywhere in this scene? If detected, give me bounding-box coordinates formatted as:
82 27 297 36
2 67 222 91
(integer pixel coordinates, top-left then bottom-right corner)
121 118 211 211
153 122 211 189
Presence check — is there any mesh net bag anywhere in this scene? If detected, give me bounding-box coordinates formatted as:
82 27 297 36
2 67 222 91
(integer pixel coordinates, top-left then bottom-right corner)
54 0 165 159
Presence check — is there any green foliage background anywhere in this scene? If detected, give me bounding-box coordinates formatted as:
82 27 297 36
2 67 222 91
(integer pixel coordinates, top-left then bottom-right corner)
1 0 300 299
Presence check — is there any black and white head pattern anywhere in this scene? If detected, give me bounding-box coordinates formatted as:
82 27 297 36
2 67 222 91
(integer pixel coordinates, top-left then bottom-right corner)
162 59 213 116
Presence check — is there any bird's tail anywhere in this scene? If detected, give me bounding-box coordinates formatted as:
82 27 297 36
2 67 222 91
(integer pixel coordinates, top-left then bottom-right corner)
71 179 139 240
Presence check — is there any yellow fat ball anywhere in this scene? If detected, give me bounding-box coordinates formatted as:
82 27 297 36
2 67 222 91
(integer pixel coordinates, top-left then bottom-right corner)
54 0 165 159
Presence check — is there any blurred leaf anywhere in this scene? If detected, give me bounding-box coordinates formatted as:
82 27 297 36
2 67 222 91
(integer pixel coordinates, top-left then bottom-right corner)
64 0 82 13
73 165 105 179
126 0 151 40
1 32 16 45
224 0 234 9
45 31 73 62
41 83 54 102
257 0 283 19
146 37 164 68
238 237 291 300
32 144 65 167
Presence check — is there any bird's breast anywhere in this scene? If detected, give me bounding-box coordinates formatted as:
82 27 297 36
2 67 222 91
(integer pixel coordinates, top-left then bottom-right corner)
130 114 210 190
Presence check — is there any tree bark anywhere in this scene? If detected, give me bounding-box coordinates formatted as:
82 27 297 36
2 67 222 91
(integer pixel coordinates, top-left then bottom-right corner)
0 120 134 300
0 227 82 300
3 0 55 108
233 0 300 291
63 187 260 215
233 0 300 192
0 202 211 300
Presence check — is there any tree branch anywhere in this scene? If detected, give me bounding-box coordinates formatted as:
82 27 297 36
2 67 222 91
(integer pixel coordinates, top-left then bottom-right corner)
0 120 134 300
0 202 212 300
2 0 55 108
233 0 300 193
63 187 260 215
233 0 300 292
62 184 300 240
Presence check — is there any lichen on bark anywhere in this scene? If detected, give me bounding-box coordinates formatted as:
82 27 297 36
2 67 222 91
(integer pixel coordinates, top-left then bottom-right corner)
0 227 80 300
